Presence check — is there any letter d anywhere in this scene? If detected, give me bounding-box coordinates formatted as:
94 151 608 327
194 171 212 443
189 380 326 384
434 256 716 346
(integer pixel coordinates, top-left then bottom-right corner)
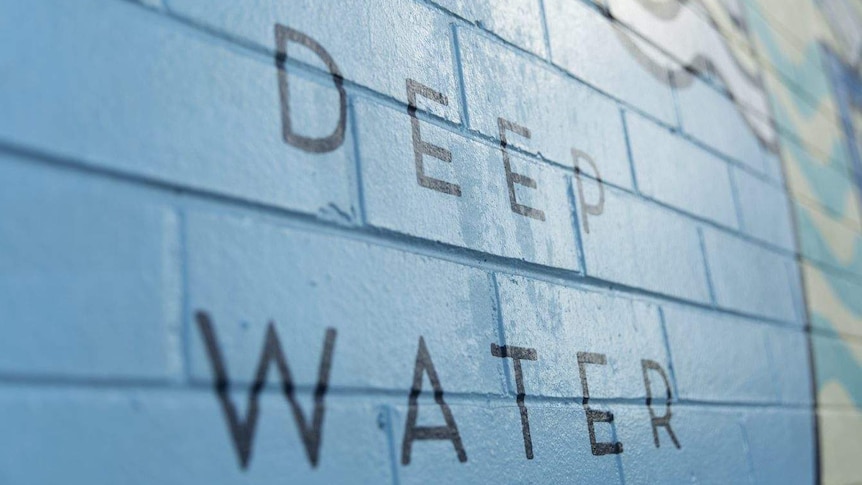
274 24 347 153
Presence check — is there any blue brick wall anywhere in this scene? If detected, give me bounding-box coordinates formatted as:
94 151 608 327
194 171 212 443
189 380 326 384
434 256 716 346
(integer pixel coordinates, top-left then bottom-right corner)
0 0 824 483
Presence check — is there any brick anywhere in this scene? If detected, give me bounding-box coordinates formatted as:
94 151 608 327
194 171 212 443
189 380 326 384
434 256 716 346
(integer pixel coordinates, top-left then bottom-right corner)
167 0 460 122
701 227 799 322
781 132 861 224
0 388 391 484
796 201 862 277
495 274 669 399
392 401 622 483
456 28 633 190
0 0 833 479
734 168 796 251
616 404 751 484
544 0 677 125
605 0 777 147
811 334 862 407
802 262 862 339
606 0 764 116
745 4 833 118
354 98 580 271
674 75 766 172
575 180 712 303
787 258 807 330
185 211 503 395
765 70 848 173
0 155 181 380
762 149 786 185
741 409 816 484
768 327 814 406
818 407 862 485
603 0 720 64
663 305 772 403
433 0 547 56
0 0 356 219
626 111 738 228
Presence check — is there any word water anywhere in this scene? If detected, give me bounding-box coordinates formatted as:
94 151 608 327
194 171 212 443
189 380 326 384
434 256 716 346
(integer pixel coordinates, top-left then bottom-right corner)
195 311 680 470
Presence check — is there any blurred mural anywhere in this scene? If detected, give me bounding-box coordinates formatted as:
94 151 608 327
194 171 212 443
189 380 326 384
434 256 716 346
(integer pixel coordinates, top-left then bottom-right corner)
612 0 862 481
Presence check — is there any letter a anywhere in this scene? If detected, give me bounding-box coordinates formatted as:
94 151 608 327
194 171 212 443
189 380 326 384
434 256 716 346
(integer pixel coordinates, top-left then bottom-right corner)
401 336 467 465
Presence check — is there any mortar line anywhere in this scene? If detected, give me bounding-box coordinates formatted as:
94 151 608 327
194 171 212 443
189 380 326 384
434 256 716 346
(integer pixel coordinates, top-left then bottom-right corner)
490 273 514 396
0 139 807 333
178 207 192 384
727 163 747 232
450 23 471 129
384 406 402 485
697 227 718 306
0 375 818 410
657 306 680 400
348 96 368 225
568 177 588 274
538 0 554 61
619 106 640 193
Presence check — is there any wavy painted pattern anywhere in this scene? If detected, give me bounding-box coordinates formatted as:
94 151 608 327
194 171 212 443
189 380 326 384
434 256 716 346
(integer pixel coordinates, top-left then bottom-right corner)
748 0 862 482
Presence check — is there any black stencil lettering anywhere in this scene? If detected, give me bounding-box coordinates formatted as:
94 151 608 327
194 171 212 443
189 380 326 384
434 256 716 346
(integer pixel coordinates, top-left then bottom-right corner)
497 117 546 221
572 148 605 234
274 24 346 153
641 359 681 449
491 343 538 459
195 311 337 469
577 351 623 456
406 79 461 196
401 336 467 465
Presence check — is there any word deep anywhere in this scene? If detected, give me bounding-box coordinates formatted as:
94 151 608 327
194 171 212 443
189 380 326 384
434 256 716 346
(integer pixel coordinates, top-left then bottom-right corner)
274 24 607 232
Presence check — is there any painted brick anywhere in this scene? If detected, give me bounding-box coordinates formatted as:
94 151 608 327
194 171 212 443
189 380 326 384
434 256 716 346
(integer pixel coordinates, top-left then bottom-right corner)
603 0 724 65
392 402 622 483
742 409 816 484
762 149 787 185
495 274 669 400
0 155 181 380
433 0 547 56
615 404 752 484
606 0 759 94
0 0 356 219
766 328 814 406
796 201 862 277
456 28 633 190
575 180 712 303
604 0 776 142
734 168 796 252
675 74 767 172
663 305 781 404
167 0 461 122
544 0 678 125
811 333 862 407
766 73 847 173
0 388 392 484
748 14 834 130
802 262 862 339
626 110 738 228
185 211 504 395
354 99 580 271
781 131 861 223
701 227 799 322
817 407 862 485
787 258 808 330
0 0 832 481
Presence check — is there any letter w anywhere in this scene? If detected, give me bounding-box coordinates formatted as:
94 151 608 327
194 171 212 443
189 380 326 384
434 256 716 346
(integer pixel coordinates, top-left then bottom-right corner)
195 311 337 469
